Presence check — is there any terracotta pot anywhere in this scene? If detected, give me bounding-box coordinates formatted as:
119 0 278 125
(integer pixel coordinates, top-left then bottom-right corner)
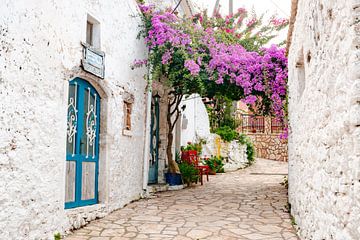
209 169 216 175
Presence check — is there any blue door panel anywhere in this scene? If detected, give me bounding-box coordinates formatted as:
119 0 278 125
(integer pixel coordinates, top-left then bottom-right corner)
148 96 160 184
65 78 100 209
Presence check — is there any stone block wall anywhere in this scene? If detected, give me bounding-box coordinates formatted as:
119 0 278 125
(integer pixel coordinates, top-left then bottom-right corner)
288 0 360 239
241 117 288 161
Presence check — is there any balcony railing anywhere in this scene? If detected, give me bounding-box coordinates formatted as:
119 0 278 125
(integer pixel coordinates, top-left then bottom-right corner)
241 114 265 133
271 117 284 133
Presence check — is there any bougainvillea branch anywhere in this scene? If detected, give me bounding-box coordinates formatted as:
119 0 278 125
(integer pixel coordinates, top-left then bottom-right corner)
134 4 289 172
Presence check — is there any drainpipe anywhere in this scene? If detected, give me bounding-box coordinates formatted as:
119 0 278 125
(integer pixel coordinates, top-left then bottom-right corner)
142 71 152 191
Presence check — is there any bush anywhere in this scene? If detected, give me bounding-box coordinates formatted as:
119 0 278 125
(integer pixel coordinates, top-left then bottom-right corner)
182 139 206 154
54 233 61 240
215 126 238 142
179 162 199 186
237 133 255 165
204 156 224 173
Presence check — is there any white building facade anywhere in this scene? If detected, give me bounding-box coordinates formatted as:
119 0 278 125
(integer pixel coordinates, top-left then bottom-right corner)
288 0 360 239
0 0 149 239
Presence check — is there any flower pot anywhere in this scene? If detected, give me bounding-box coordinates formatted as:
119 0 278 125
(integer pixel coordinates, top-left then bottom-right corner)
209 169 216 175
165 173 183 186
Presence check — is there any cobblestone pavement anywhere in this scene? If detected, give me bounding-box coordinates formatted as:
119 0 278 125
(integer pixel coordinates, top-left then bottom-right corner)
66 159 298 240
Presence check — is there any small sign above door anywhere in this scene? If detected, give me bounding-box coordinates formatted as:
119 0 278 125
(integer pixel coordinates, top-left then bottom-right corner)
81 42 105 79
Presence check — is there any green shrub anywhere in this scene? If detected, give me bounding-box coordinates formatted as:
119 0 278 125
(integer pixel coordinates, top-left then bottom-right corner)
182 139 206 154
215 126 238 142
237 133 256 165
54 233 61 240
179 162 199 186
204 156 224 173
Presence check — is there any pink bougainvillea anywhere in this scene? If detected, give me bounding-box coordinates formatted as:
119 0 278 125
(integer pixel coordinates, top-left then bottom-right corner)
136 5 289 136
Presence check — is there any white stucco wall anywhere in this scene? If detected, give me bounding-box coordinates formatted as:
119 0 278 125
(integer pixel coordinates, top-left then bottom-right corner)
202 134 248 171
0 0 148 239
288 0 360 239
180 94 211 147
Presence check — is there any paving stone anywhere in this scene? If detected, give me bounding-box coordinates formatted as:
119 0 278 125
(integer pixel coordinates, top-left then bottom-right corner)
228 228 252 235
137 223 166 234
254 224 283 233
186 229 212 239
89 237 110 240
100 228 125 237
65 159 298 240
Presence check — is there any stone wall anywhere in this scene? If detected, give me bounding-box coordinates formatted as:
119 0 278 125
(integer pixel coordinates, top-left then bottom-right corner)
0 0 148 239
202 134 248 171
241 117 288 161
288 0 360 239
152 81 170 184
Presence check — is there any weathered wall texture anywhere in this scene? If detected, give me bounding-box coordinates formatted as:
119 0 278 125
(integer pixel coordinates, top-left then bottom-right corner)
245 117 288 162
288 0 360 239
0 0 147 239
202 134 248 171
152 81 170 184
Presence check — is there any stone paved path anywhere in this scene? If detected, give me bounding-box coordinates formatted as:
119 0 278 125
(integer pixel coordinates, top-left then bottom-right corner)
66 159 298 240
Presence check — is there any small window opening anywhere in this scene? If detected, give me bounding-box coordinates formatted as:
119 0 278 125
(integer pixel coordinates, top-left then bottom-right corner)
86 21 93 45
124 102 132 131
86 14 101 49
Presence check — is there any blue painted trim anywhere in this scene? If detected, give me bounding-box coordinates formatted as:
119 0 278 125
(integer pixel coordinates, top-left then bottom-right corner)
148 97 160 184
65 77 100 209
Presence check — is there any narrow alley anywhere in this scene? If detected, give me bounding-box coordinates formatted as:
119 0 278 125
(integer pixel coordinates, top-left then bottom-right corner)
66 159 298 240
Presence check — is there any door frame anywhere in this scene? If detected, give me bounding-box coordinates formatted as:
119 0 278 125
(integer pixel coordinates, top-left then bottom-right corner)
65 77 101 209
148 95 160 184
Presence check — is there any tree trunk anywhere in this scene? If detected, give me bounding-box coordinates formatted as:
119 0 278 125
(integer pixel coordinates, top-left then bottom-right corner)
167 129 180 173
167 95 180 174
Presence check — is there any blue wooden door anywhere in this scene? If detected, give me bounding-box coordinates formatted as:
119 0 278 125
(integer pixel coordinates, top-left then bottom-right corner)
65 78 100 209
148 95 160 184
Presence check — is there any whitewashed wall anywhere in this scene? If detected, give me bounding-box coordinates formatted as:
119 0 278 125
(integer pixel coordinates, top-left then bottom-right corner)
180 94 211 146
0 0 148 239
288 0 360 239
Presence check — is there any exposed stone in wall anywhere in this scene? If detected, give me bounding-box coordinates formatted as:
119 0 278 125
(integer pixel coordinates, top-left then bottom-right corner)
242 117 288 162
152 81 171 184
202 134 248 171
0 0 147 239
288 0 360 239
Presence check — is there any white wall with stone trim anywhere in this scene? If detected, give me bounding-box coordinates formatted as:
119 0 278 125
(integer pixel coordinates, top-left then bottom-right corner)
288 0 360 239
0 0 148 239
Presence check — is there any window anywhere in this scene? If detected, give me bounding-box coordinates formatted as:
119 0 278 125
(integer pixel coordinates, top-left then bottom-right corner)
86 21 93 45
124 102 132 131
86 14 100 48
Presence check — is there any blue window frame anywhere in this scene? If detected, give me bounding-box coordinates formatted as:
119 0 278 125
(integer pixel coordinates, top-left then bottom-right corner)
65 78 100 209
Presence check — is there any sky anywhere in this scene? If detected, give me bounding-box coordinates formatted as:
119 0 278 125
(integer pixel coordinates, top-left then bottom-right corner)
192 0 291 43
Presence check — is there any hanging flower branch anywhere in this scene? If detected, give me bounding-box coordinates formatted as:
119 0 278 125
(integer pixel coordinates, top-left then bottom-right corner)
135 4 288 119
134 4 289 172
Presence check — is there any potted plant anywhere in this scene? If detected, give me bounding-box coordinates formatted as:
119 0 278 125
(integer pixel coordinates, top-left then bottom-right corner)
164 150 182 185
204 156 224 174
178 161 199 186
